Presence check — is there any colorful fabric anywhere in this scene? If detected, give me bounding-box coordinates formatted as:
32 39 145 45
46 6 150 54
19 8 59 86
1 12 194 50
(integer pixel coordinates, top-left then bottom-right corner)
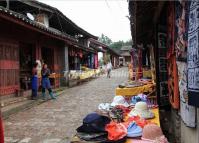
167 2 180 109
167 56 180 109
105 121 127 141
95 54 98 69
127 116 150 129
175 1 189 60
187 1 199 107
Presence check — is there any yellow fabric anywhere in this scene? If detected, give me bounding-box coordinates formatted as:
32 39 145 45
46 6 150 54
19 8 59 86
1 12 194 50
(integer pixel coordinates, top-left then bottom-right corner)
49 73 61 78
143 70 152 78
115 84 154 96
149 108 160 126
95 69 101 75
79 70 95 80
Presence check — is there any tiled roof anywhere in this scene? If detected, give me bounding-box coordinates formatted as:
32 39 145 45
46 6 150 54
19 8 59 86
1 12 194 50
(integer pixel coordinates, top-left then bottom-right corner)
0 6 77 42
120 45 132 51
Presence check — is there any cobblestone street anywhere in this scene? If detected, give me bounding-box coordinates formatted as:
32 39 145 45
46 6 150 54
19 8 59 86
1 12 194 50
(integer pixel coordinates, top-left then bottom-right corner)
3 67 128 143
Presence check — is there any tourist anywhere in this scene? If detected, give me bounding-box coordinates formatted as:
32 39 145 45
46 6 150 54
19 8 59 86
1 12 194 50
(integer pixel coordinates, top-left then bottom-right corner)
106 61 112 78
41 63 56 100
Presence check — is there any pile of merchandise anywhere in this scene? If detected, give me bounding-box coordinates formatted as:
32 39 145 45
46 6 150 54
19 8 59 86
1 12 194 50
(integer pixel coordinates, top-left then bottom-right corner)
74 94 168 143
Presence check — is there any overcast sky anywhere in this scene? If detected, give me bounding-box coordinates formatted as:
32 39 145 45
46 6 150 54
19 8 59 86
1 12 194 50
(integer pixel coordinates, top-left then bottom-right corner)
39 0 132 42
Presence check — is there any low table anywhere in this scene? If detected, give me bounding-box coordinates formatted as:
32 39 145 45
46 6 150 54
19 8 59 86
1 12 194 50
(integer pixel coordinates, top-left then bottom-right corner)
115 84 155 96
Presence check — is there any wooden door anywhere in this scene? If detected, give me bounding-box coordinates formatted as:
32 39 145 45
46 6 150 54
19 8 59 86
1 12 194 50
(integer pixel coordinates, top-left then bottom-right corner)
0 39 19 96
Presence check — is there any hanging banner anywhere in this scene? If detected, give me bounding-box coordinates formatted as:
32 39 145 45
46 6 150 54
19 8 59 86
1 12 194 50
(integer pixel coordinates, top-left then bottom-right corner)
167 2 180 109
187 1 199 107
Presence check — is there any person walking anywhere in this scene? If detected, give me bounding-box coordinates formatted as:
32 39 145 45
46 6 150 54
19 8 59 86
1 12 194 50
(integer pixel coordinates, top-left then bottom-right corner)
41 63 56 100
31 62 38 100
106 61 112 78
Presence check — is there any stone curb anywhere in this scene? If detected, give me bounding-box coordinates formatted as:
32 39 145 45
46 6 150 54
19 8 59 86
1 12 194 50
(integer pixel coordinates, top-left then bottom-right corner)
2 89 67 120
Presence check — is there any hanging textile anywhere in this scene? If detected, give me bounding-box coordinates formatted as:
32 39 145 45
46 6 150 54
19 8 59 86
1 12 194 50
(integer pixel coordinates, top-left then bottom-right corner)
187 1 199 107
174 1 196 127
91 54 94 69
137 48 142 79
88 54 91 68
167 2 180 109
177 62 196 127
95 54 98 69
175 1 188 61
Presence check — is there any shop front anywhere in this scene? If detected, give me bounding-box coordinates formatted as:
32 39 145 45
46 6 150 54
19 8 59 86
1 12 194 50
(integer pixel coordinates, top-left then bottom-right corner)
128 1 199 143
0 10 68 98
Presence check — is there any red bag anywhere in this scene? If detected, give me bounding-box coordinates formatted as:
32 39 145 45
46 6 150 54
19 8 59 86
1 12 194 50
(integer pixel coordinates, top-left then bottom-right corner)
105 121 127 141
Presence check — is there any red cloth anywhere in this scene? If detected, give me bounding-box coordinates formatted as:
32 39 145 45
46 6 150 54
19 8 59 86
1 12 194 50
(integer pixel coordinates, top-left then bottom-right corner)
0 117 4 143
127 116 151 128
105 121 127 141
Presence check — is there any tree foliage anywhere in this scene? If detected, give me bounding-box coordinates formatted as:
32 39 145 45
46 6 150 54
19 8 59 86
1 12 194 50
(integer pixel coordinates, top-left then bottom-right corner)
99 33 132 50
98 34 112 45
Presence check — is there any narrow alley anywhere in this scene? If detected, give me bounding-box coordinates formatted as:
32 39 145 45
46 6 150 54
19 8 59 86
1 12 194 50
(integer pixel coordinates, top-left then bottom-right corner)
4 68 128 143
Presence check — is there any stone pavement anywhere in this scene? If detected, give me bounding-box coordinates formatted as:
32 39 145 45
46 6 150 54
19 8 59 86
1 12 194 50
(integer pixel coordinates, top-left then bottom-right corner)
3 67 128 143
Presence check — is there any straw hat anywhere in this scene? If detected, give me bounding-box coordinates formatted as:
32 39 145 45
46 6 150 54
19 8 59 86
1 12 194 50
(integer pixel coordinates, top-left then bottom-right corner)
129 102 154 119
111 96 129 107
142 124 168 143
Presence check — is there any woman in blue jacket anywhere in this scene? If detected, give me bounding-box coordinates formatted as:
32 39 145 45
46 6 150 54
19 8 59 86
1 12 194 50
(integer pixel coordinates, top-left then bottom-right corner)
41 63 56 100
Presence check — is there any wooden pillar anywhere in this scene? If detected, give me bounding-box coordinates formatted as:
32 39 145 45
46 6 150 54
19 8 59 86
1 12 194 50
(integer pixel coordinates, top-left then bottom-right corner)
60 44 69 86
35 41 41 60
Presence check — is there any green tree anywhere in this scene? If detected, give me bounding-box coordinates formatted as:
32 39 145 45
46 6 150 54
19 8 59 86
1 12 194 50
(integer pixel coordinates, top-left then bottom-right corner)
109 40 124 50
124 39 133 46
109 39 133 50
98 34 112 45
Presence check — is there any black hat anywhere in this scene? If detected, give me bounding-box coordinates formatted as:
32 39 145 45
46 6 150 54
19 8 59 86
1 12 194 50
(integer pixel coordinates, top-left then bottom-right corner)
77 112 111 133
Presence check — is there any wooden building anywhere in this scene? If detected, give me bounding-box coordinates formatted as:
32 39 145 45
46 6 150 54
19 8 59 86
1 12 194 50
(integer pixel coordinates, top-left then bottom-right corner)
0 0 97 98
120 45 132 66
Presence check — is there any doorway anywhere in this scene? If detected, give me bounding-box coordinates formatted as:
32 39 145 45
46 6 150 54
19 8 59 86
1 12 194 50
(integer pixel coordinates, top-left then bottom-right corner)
41 47 54 72
19 43 35 90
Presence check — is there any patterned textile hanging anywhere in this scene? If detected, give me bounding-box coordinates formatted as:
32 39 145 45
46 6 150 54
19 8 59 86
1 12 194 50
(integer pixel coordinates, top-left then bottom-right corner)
167 2 180 109
187 1 199 107
174 1 196 127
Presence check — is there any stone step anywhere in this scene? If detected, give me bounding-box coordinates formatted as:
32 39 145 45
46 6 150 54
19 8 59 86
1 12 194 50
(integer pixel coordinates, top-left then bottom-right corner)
1 96 29 108
0 87 66 108
2 87 67 119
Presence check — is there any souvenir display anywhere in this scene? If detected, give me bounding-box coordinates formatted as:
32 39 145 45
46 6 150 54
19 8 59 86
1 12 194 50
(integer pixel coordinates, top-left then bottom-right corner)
74 90 164 143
